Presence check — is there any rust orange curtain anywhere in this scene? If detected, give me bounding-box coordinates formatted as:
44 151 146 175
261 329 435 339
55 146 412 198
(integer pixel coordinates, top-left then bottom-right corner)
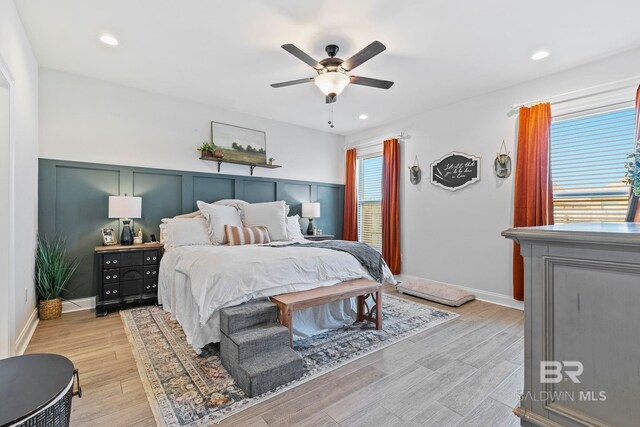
513 103 553 301
343 148 358 241
625 85 640 222
382 138 401 274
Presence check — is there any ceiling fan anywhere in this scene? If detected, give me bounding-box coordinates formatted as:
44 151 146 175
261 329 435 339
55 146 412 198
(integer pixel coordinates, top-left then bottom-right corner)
271 41 394 103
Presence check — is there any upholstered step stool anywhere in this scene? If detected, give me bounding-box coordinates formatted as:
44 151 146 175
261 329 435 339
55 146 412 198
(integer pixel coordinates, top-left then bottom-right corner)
220 300 303 397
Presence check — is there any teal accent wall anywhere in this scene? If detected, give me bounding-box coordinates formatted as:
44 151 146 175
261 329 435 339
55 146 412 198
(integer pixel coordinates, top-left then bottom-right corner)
38 159 345 299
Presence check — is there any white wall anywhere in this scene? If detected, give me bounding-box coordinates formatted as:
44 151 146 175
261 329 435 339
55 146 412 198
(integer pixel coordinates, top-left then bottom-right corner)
0 0 39 357
39 68 345 184
346 47 640 309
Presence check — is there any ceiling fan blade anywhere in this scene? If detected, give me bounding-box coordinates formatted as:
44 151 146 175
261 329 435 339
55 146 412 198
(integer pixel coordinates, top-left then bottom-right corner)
326 95 337 104
340 41 386 71
270 77 315 88
349 75 394 89
281 44 324 70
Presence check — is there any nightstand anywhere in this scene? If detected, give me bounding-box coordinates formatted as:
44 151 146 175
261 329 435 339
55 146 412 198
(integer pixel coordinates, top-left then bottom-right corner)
304 234 335 241
94 242 163 317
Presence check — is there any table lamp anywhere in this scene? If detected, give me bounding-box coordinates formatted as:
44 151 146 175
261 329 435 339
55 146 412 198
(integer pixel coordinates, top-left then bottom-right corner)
108 195 142 245
302 202 320 235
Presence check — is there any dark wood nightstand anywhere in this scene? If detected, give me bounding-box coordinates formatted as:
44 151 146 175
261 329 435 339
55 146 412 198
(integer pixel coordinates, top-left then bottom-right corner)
304 234 335 241
94 242 163 317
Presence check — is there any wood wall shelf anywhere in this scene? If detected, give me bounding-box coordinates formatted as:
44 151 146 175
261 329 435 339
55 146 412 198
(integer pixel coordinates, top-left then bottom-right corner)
200 157 282 176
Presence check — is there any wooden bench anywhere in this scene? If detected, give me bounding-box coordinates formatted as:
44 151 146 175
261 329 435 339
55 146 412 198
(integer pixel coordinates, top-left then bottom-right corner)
270 279 383 347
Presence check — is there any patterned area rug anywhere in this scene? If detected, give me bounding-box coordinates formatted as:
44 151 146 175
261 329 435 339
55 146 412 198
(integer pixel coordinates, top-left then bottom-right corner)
120 294 457 426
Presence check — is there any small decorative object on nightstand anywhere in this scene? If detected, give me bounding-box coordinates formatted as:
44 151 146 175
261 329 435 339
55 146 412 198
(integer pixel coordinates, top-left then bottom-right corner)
94 242 163 316
305 234 334 242
302 202 320 235
108 195 142 246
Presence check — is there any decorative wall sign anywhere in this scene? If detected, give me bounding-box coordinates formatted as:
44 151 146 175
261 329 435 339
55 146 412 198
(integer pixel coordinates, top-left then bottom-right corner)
408 155 422 185
430 152 481 191
494 140 512 178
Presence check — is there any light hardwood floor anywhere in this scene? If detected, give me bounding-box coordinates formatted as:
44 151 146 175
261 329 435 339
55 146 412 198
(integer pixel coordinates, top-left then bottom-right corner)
26 287 524 427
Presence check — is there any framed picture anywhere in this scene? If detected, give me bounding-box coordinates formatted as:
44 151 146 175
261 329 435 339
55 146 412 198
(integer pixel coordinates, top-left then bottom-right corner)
210 121 267 164
101 228 117 246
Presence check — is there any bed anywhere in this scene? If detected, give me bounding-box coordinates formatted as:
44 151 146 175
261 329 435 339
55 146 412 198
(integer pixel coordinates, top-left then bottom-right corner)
158 240 394 353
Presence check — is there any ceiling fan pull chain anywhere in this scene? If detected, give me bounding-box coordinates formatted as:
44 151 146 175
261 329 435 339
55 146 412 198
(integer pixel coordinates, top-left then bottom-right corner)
328 104 335 128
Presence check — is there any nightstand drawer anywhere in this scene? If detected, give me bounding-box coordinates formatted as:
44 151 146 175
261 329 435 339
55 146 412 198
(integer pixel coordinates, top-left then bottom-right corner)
103 268 120 283
103 283 119 299
144 265 158 278
120 266 143 281
144 251 159 265
144 279 158 294
103 253 120 267
120 251 143 267
120 280 143 297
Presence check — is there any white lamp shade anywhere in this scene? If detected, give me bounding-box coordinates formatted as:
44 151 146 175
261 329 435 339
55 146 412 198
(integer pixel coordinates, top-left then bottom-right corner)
314 72 350 97
302 202 320 218
108 196 142 219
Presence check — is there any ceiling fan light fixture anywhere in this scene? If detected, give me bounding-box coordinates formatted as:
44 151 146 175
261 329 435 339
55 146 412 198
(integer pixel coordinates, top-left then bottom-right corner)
314 72 350 98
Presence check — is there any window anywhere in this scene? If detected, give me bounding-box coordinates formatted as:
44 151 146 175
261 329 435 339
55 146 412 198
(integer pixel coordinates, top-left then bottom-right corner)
357 155 382 250
551 108 635 223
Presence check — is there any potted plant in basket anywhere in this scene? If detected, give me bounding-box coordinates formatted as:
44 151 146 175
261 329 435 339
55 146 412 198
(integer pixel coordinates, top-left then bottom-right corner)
197 141 215 158
35 235 80 320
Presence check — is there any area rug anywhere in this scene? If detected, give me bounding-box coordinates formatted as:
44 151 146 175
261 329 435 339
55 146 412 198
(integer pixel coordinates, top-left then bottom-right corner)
120 294 457 426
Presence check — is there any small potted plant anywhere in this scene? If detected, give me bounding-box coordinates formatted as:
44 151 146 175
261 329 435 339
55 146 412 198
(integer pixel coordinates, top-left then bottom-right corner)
625 149 640 196
197 142 215 158
268 157 274 166
35 235 79 320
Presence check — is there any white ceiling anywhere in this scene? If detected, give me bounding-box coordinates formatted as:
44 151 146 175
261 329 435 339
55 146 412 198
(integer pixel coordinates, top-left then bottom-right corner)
15 0 640 135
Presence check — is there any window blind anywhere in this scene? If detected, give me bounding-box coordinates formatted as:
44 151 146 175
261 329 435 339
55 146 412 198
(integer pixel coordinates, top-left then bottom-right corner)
551 107 635 223
357 155 383 250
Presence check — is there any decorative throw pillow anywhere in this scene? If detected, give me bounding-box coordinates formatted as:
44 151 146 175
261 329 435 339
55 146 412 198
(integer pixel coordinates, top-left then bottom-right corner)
241 201 288 241
286 215 305 240
159 217 212 250
197 200 243 244
225 225 271 246
212 199 249 208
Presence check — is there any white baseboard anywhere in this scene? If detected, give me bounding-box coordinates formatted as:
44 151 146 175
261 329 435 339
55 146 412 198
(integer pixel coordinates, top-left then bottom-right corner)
15 308 39 355
62 297 96 313
395 274 524 311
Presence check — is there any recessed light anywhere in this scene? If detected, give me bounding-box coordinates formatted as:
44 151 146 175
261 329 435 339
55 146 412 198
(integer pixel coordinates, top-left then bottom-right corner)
531 50 549 61
358 114 368 120
100 33 119 46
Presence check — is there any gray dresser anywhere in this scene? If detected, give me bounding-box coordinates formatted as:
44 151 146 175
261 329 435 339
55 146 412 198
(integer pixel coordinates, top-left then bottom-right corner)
502 223 640 427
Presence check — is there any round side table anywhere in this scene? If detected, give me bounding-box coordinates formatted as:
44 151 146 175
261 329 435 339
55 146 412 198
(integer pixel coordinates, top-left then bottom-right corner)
0 354 81 427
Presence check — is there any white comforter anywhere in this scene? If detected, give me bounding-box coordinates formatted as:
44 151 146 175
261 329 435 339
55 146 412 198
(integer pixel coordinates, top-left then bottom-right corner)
176 241 393 326
158 241 394 351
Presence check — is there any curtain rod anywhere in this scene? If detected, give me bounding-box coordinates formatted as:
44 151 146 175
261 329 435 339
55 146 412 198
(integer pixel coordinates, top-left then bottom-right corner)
344 131 407 151
510 76 640 111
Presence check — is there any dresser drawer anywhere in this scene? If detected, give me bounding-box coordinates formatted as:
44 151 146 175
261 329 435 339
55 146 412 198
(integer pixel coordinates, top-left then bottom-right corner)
120 266 143 281
120 251 143 267
144 250 159 265
119 280 143 297
144 279 158 294
103 283 119 299
103 268 120 283
144 265 158 278
103 253 120 267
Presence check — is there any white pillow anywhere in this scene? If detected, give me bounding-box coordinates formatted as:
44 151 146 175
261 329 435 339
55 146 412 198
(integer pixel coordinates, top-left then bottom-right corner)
159 217 212 250
286 215 305 240
212 199 249 208
241 201 288 241
197 200 243 244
